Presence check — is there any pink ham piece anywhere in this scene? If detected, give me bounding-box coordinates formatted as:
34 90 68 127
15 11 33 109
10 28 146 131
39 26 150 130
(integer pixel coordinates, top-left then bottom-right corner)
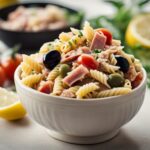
80 46 91 54
61 49 82 63
63 65 89 86
61 90 75 98
90 32 106 51
61 47 91 63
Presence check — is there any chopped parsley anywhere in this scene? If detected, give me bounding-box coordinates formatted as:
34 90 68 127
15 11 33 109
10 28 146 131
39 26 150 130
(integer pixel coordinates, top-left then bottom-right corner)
73 39 77 44
78 31 83 37
93 49 102 53
68 41 72 47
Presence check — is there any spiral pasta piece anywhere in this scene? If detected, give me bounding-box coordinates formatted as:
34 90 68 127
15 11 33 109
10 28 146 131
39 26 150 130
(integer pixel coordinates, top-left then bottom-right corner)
96 88 132 98
76 83 99 99
101 62 120 73
109 54 117 65
22 74 42 87
23 55 42 73
134 58 142 72
59 32 72 42
124 79 132 89
47 65 60 81
84 91 98 99
39 42 53 53
83 21 95 42
90 70 110 88
70 27 83 36
61 35 85 53
68 86 80 94
21 62 32 76
52 76 63 95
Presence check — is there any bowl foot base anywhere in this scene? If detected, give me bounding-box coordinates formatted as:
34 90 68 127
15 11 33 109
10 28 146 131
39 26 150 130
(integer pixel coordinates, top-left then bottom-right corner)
46 129 119 144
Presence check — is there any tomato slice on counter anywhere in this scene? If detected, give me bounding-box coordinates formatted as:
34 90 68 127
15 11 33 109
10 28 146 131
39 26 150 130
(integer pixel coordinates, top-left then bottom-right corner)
77 54 98 70
97 28 112 45
1 54 22 81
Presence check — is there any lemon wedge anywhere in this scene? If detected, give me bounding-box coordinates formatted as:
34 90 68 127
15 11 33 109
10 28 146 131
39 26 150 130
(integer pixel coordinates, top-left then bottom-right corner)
0 88 26 121
126 13 150 48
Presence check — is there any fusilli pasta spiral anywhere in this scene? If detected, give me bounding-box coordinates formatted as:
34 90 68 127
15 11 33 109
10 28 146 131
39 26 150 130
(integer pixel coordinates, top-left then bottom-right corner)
21 62 32 76
83 21 95 42
109 54 117 65
23 55 42 73
101 62 120 73
39 42 52 53
76 82 99 99
96 88 132 98
59 32 72 42
90 70 110 88
22 74 42 87
124 79 132 89
52 76 63 95
47 65 60 81
61 35 85 53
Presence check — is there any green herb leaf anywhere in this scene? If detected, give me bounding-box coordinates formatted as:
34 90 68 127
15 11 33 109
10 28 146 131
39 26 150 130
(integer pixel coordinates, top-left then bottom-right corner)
93 49 102 53
104 0 124 9
138 0 150 6
65 10 84 25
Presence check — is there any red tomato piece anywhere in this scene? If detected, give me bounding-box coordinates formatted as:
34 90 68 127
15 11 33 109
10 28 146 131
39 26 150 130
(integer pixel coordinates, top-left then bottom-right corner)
2 54 22 81
77 54 98 70
38 81 53 94
132 72 143 88
0 66 7 87
97 28 112 45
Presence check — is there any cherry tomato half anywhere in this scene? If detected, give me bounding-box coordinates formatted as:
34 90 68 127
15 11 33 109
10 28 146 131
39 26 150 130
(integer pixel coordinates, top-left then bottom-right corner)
2 54 22 81
97 28 112 45
132 72 143 88
77 54 98 70
38 81 53 94
0 66 7 87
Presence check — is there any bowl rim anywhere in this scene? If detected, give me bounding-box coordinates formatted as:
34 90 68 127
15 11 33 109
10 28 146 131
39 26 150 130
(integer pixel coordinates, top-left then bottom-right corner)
15 65 147 104
0 2 84 34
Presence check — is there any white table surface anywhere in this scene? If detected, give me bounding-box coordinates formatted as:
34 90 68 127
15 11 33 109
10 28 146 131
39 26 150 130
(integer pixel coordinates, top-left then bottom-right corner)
0 0 150 150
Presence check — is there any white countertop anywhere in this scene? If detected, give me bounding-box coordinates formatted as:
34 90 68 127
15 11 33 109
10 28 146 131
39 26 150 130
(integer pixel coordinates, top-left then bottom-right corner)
0 0 150 149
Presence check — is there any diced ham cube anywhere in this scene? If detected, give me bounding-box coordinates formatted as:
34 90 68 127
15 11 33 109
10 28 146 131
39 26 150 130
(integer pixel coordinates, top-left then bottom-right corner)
37 81 53 94
61 90 75 98
63 65 89 86
80 46 91 54
90 32 106 51
61 47 91 63
61 49 82 63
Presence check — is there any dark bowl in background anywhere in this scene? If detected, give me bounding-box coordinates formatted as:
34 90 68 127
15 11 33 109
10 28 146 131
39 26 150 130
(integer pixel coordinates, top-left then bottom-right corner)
0 2 84 54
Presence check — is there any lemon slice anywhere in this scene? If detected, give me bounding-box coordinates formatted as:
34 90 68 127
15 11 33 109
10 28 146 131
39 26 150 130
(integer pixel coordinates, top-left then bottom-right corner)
126 13 150 48
0 88 26 121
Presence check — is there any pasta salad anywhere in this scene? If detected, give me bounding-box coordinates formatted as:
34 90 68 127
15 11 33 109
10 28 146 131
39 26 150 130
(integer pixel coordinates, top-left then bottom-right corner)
20 22 143 99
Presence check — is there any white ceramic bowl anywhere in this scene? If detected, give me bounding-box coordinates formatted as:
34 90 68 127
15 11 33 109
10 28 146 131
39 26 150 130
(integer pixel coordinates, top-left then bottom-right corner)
15 66 147 144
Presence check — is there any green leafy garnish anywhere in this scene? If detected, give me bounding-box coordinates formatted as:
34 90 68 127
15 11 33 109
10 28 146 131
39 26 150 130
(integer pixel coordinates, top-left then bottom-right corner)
93 49 102 53
68 41 72 47
65 10 84 25
78 31 83 37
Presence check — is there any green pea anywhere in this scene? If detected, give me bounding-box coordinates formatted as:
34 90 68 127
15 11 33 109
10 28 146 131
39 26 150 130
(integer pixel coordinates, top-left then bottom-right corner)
107 73 125 88
59 64 71 77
